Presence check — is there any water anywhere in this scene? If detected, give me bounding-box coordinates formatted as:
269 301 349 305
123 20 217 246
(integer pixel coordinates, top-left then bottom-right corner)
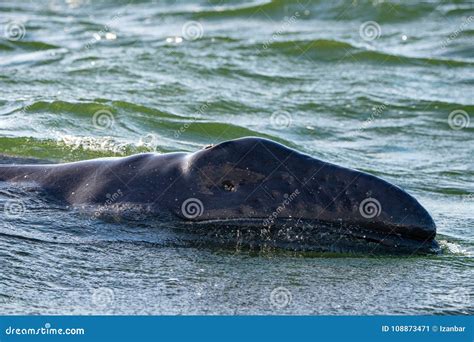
0 0 473 315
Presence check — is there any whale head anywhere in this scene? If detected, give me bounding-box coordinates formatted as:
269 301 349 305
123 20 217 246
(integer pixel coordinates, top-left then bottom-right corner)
173 137 437 254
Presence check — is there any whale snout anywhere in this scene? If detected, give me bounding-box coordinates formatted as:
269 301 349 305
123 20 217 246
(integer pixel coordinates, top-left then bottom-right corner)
283 149 438 252
389 191 436 241
349 171 436 243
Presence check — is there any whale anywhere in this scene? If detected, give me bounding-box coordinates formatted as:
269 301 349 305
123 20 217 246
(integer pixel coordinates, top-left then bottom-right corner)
0 137 438 254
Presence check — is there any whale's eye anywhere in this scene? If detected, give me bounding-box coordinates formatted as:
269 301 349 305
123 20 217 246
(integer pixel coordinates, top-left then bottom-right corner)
222 180 235 192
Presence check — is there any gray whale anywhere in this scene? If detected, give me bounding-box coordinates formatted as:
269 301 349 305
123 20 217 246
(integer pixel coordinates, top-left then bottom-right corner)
0 137 438 254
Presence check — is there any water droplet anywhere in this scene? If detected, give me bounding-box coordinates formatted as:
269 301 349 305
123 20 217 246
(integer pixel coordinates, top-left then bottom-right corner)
105 32 117 40
166 36 183 44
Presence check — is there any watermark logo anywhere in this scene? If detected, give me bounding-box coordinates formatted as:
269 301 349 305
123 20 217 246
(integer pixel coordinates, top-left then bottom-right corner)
270 286 292 309
4 199 26 219
270 110 292 129
359 197 382 219
359 21 381 42
138 133 158 151
4 21 26 41
181 198 204 219
91 287 115 308
92 109 115 130
182 21 204 41
448 109 470 130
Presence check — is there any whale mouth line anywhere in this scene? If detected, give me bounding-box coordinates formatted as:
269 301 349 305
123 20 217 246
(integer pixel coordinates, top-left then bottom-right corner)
190 217 427 237
180 217 440 255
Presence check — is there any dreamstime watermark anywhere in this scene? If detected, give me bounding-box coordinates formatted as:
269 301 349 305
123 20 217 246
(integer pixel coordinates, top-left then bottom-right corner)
270 286 292 309
359 197 382 219
359 21 382 42
263 189 300 226
259 11 300 53
360 104 386 130
345 104 387 138
92 109 115 130
270 110 292 129
174 101 210 138
5 323 85 336
181 198 204 219
3 20 26 41
87 189 123 222
448 109 470 130
3 199 26 219
91 287 115 308
441 15 474 50
182 21 204 41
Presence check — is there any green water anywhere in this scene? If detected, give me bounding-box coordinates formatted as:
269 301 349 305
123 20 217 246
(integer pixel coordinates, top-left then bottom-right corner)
0 0 473 314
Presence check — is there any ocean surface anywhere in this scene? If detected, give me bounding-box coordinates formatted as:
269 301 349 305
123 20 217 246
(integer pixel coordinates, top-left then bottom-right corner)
0 0 473 315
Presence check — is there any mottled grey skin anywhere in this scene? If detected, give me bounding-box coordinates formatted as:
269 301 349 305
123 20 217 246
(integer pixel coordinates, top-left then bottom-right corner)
0 137 438 254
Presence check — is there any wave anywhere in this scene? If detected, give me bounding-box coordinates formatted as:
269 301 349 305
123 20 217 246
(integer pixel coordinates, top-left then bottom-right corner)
0 129 284 162
166 0 276 19
183 0 470 22
353 50 474 68
0 136 135 161
0 39 60 51
22 100 182 120
438 238 473 257
0 46 67 67
9 98 289 134
9 0 470 23
256 38 474 67
264 38 353 53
